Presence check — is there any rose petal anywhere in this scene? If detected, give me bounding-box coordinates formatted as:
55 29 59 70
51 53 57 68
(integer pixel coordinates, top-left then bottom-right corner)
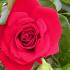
0 52 33 70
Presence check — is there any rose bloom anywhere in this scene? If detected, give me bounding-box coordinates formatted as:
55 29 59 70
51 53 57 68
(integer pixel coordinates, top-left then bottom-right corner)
0 0 62 70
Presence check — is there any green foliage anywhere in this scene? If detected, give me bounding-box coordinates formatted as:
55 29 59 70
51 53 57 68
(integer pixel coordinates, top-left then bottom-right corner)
0 64 5 70
55 14 70 67
53 0 62 11
62 64 70 70
62 0 70 4
0 0 6 13
0 1 2 13
40 0 55 8
62 3 70 12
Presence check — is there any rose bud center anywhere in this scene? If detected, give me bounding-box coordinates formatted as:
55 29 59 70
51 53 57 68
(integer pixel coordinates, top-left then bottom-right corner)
18 27 40 49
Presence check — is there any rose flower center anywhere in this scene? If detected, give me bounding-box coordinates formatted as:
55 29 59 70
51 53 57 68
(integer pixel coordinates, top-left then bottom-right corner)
18 27 40 49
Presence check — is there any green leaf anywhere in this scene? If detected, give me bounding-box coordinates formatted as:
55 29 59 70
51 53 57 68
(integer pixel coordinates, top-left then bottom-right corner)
0 1 2 13
53 0 62 11
62 64 70 70
59 14 70 27
62 0 70 4
40 0 55 8
0 64 5 70
62 3 70 12
0 5 9 25
55 14 70 67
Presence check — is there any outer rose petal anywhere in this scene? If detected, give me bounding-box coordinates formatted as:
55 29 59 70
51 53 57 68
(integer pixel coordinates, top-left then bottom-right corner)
0 52 33 70
28 7 62 56
0 25 5 60
0 52 42 70
0 25 5 41
12 0 40 13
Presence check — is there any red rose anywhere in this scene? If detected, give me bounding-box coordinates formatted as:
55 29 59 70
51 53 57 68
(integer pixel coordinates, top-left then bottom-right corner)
0 0 62 70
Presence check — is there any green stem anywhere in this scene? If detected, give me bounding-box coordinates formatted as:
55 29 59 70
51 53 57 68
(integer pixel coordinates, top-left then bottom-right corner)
61 12 70 15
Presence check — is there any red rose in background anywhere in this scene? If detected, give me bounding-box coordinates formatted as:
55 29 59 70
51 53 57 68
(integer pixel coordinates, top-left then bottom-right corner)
0 0 62 70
